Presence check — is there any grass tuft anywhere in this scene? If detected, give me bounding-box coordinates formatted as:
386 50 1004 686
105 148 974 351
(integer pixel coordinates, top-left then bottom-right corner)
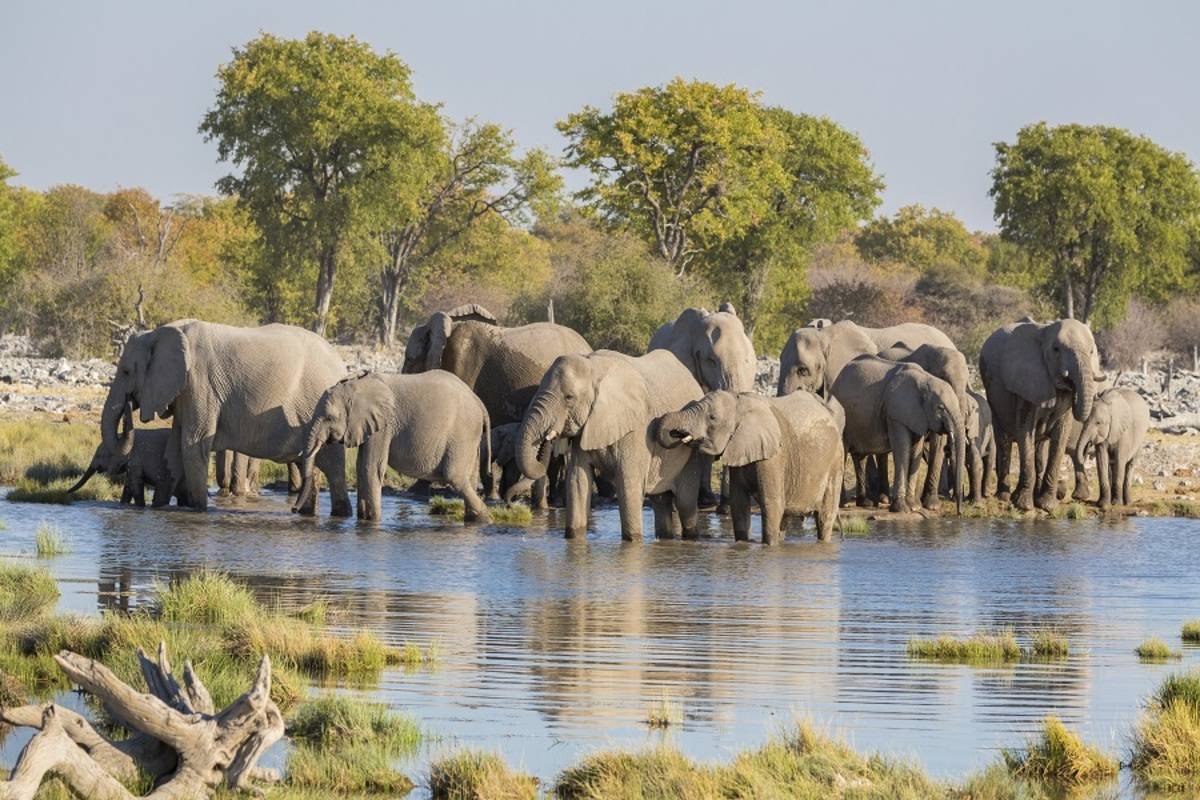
1001 715 1118 785
6 476 120 504
834 515 870 535
430 495 466 520
291 598 329 627
34 522 68 557
1137 637 1183 661
1028 630 1069 659
490 502 533 526
155 570 259 626
0 561 59 620
1048 502 1089 520
288 694 421 750
429 750 538 800
907 630 1022 664
1182 620 1200 643
1132 670 1200 790
0 420 96 486
398 640 439 666
645 691 682 730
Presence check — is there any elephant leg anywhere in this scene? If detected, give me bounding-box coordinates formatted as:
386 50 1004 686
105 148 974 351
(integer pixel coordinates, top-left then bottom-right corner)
1012 409 1037 512
921 434 946 510
230 453 249 497
673 460 701 540
547 455 564 507
616 469 645 542
181 442 211 511
1096 447 1112 510
245 457 261 496
815 462 841 542
758 464 785 545
288 461 303 494
994 433 1012 502
730 484 753 542
354 439 386 521
852 454 871 507
908 437 926 508
120 482 133 505
1036 419 1068 512
1070 451 1089 502
982 444 996 499
531 476 549 510
716 466 730 515
874 453 890 505
697 454 717 509
1122 455 1136 505
317 444 352 517
296 469 320 516
564 449 592 539
652 494 680 540
461 482 490 524
967 441 983 504
889 429 914 514
482 460 499 501
132 478 146 508
215 450 232 497
1111 450 1128 508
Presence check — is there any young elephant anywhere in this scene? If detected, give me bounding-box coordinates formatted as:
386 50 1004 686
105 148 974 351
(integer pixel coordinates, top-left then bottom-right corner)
482 422 561 506
516 350 704 541
295 370 491 523
1073 387 1150 509
215 450 261 497
68 424 180 507
657 391 844 543
963 388 996 503
831 355 965 514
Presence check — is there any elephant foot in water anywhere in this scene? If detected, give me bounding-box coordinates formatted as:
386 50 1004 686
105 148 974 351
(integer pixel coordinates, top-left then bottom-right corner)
920 492 941 512
1035 488 1059 513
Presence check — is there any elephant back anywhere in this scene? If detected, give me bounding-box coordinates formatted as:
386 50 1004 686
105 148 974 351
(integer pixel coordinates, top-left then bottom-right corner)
629 350 705 417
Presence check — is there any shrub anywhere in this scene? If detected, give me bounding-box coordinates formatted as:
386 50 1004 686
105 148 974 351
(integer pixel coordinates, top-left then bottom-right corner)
805 259 918 329
1162 297 1200 360
645 691 682 730
1098 299 1167 372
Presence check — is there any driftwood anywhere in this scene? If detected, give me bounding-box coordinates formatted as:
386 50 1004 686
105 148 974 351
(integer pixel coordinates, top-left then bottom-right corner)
0 643 283 799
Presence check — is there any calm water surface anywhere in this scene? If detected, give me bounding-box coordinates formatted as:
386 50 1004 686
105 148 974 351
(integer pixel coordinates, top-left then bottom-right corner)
1 489 1198 796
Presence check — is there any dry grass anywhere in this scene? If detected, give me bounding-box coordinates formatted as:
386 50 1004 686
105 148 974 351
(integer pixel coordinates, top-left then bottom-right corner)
645 691 682 730
490 502 533 526
1028 630 1069 659
429 750 538 800
907 630 1023 664
6 476 121 504
1183 620 1200 643
1001 715 1117 785
1137 637 1182 661
0 561 59 621
0 418 96 485
34 522 69 557
1131 670 1200 791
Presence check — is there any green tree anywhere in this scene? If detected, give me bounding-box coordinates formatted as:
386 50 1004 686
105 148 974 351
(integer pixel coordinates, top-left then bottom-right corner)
369 119 561 345
200 32 438 335
558 78 787 276
855 205 985 276
990 122 1200 325
709 108 883 347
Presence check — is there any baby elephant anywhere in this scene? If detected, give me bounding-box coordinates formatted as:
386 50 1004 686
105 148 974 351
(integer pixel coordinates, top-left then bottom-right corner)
1073 387 1150 509
69 427 180 507
296 370 491 523
658 390 844 543
964 388 996 503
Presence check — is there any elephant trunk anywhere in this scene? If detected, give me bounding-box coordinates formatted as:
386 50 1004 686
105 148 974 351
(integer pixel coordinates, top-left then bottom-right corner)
655 405 702 450
66 465 98 494
117 402 135 458
951 417 966 516
292 423 326 513
1073 422 1094 465
516 395 561 481
101 393 130 455
503 477 536 504
1068 352 1096 424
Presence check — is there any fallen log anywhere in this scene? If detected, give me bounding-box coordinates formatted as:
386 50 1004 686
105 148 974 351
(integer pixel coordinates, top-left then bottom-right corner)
0 642 283 799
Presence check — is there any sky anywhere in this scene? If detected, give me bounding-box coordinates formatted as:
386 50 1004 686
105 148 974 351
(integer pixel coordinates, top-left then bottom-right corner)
2 0 1197 231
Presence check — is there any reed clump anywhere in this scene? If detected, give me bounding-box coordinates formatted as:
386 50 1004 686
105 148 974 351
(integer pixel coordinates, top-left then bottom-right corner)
1137 637 1182 661
1131 670 1200 791
907 630 1022 663
1001 715 1117 785
429 750 538 800
34 522 69 557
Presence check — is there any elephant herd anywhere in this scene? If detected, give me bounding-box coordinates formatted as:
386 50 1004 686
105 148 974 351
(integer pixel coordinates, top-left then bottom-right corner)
66 303 1150 544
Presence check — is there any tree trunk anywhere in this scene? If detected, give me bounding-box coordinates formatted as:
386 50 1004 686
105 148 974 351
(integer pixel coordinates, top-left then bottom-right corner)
378 267 401 347
1063 273 1075 319
740 259 769 340
313 243 337 337
0 643 283 800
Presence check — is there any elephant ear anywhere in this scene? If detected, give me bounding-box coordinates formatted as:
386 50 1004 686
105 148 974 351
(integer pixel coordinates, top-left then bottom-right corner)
425 312 454 371
1106 391 1131 443
885 365 939 435
140 325 189 423
999 323 1057 405
403 324 430 371
580 358 648 451
724 395 782 466
344 375 395 448
446 303 497 324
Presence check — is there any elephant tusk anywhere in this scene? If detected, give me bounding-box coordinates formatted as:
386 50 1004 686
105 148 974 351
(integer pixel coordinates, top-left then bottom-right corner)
1062 370 1071 379
681 435 693 443
544 431 557 442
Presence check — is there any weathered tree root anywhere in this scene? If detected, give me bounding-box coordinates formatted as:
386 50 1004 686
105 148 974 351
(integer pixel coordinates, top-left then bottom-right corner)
0 642 283 799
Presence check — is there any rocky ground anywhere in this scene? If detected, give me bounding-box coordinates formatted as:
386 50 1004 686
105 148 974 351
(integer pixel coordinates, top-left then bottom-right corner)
2 335 1199 499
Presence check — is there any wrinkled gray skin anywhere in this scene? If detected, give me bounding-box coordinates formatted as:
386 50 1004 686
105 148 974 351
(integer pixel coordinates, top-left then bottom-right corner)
877 343 969 507
297 370 490 523
657 390 844 543
831 355 966 514
483 422 559 506
516 350 704 541
962 388 996 503
979 319 1105 512
778 322 878 398
101 321 351 515
403 304 591 425
215 450 260 498
859 322 955 352
69 412 182 507
1073 387 1150 509
651 305 757 508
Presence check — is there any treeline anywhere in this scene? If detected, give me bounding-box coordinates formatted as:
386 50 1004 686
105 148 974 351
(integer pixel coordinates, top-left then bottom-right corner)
1 32 1199 361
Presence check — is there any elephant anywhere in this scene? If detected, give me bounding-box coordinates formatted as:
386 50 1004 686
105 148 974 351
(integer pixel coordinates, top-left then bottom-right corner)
778 321 878 398
215 450 261 498
403 304 591 426
650 305 756 508
296 370 491 523
657 390 844 543
859 321 955 352
1073 387 1150 509
830 355 966 514
876 343 969 507
963 388 996 503
482 422 561 506
100 321 351 515
68 407 181 507
979 319 1105 512
516 350 704 541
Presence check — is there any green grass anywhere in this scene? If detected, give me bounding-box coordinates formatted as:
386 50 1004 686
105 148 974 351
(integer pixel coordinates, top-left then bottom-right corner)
288 694 421 750
907 630 1023 664
0 419 97 485
155 570 260 625
1137 637 1183 661
0 561 59 620
34 522 68 557
1001 715 1118 785
429 495 465 519
1131 670 1200 790
645 691 682 730
429 750 538 800
398 640 439 666
1048 502 1089 520
1028 630 1069 659
5 476 120 504
834 515 870 535
490 502 533 526
1182 620 1200 643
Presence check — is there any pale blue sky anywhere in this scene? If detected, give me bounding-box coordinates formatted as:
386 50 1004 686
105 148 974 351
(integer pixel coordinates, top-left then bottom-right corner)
2 0 1195 231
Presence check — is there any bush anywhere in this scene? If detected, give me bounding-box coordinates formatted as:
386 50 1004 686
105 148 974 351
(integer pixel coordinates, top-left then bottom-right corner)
804 257 918 329
1098 299 1167 371
1162 297 1200 362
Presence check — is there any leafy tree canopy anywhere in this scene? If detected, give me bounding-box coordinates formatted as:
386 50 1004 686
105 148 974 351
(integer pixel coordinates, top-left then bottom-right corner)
855 204 985 277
